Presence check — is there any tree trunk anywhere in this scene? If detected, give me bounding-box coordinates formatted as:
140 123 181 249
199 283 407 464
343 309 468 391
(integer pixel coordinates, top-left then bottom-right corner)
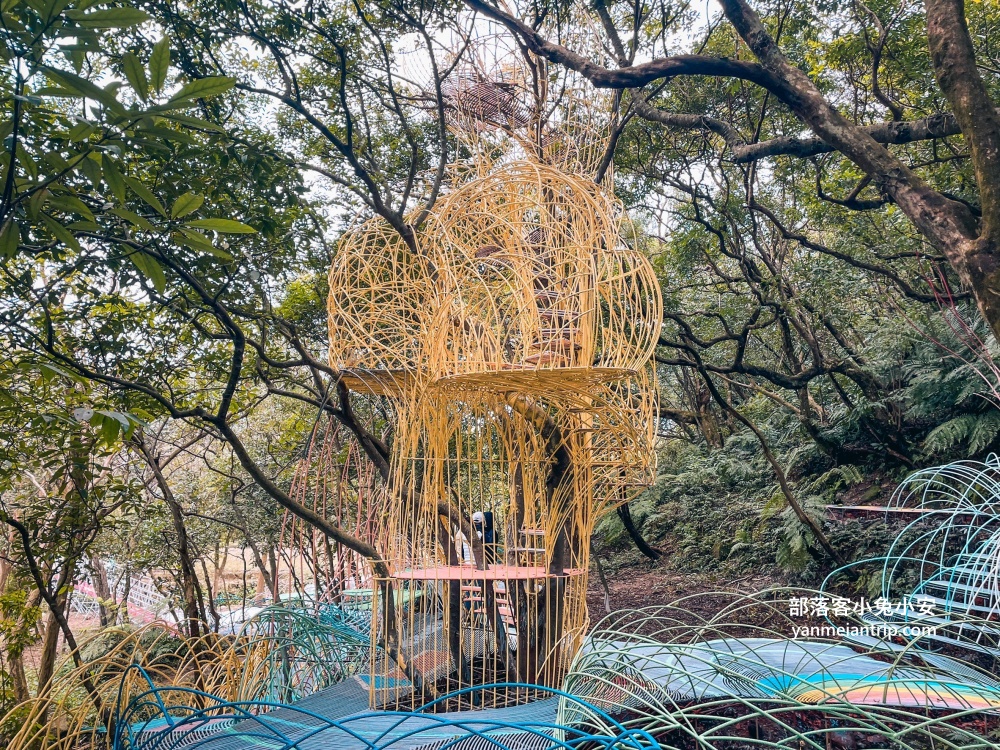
198 557 222 633
35 609 60 698
0 562 32 703
616 503 661 561
8 651 29 703
135 436 204 639
120 569 132 625
89 556 112 627
269 546 279 601
717 0 1000 340
926 0 1000 336
694 383 724 448
437 517 465 684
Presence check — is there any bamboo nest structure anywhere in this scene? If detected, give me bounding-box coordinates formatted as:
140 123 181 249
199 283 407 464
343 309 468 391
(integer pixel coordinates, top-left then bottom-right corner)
435 31 618 180
327 119 661 701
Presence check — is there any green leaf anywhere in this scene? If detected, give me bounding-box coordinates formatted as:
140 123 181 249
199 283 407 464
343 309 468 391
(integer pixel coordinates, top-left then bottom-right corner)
40 213 81 252
65 8 151 29
70 46 86 75
99 414 120 444
43 67 126 115
42 0 73 22
122 52 149 101
924 415 974 455
0 220 19 259
66 220 99 232
38 363 77 383
132 124 197 144
149 37 170 94
167 76 235 104
67 121 96 141
46 193 95 222
173 229 232 260
28 189 49 220
184 218 255 234
759 489 787 520
970 412 1000 454
15 141 36 179
124 176 167 217
79 152 102 188
96 409 132 428
43 151 70 171
128 249 166 293
109 207 155 232
155 112 225 132
31 87 78 98
102 155 125 203
171 192 204 218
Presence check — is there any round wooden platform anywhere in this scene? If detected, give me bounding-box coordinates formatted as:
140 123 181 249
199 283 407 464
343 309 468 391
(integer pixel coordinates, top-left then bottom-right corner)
390 565 585 580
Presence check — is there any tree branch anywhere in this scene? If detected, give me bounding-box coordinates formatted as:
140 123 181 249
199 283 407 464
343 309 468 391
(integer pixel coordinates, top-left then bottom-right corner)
464 0 790 93
729 111 964 163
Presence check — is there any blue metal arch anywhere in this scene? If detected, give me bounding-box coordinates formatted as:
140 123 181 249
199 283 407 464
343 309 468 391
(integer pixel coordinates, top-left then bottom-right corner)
113 667 661 750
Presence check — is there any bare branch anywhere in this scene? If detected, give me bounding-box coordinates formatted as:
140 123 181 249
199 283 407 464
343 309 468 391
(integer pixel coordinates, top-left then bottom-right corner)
729 111 964 163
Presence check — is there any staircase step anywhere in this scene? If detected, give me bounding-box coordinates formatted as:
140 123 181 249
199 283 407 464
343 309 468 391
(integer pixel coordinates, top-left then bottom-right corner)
474 244 514 259
538 310 579 323
530 338 582 352
524 352 568 365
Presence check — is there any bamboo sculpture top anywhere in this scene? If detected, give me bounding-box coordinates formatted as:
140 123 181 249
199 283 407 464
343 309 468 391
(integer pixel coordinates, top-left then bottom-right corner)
327 160 662 396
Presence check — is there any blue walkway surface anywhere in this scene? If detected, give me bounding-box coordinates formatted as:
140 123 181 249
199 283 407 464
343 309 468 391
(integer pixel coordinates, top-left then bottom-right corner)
128 679 563 750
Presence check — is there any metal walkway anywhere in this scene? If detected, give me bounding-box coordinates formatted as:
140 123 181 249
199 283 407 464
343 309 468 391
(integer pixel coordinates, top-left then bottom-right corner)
127 678 564 750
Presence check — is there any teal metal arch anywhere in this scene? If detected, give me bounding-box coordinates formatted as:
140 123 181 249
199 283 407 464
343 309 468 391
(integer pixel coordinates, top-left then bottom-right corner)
113 667 661 750
233 602 372 704
822 454 1000 655
559 595 1000 749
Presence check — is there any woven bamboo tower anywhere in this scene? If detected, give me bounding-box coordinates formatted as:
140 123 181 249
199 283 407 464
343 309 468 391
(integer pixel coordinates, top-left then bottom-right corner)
327 60 661 706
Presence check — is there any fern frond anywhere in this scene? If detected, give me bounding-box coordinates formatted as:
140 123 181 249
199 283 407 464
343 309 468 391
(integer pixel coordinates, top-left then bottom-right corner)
923 414 977 455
